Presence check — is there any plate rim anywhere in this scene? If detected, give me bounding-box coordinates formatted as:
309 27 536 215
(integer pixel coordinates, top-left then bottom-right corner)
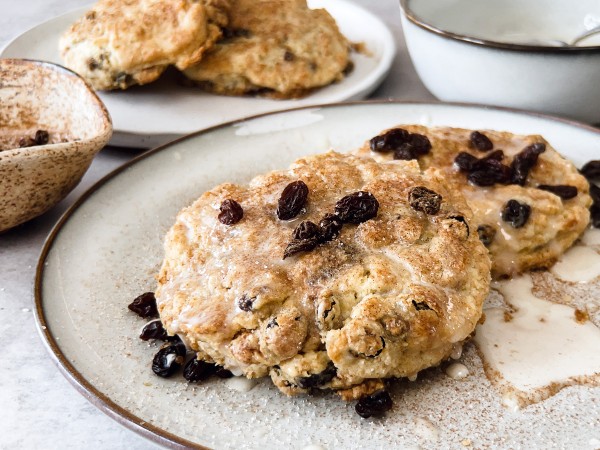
1 0 397 148
34 99 600 449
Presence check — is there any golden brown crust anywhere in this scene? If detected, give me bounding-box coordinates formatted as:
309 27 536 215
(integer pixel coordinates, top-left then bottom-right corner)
59 0 230 90
183 0 350 98
357 125 592 279
155 152 491 395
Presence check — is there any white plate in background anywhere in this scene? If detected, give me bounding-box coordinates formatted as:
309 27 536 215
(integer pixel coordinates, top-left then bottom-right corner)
2 0 396 148
36 102 600 449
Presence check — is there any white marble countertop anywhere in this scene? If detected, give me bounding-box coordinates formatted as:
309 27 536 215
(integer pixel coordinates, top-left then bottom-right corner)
0 1 434 448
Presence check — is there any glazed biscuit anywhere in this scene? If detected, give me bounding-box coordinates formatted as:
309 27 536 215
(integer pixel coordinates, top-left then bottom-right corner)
60 0 230 90
357 125 592 278
183 0 350 98
155 152 491 398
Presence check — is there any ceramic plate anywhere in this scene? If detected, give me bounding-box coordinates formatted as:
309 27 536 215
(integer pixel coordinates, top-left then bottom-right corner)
36 102 600 449
1 0 395 148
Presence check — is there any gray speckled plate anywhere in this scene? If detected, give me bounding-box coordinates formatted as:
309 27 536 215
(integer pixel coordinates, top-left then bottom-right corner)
36 102 600 449
1 0 395 148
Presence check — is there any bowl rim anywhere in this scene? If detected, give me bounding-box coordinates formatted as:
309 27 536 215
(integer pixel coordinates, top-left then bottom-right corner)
400 0 600 53
0 58 112 155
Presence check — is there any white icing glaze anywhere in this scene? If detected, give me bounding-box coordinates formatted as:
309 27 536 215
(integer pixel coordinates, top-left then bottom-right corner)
450 343 463 360
581 227 600 246
445 363 469 380
301 445 326 450
551 245 600 283
225 376 258 393
413 417 439 442
474 275 600 396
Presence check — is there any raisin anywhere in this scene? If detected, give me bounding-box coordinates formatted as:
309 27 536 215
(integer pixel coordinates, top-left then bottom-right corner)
581 160 600 180
218 199 243 225
590 183 600 204
469 131 493 151
152 341 186 378
408 186 442 215
482 149 505 162
355 390 393 418
283 221 322 259
477 224 496 246
454 152 479 172
19 137 35 148
591 203 600 228
296 362 337 389
319 213 343 242
335 191 379 224
34 130 49 145
510 143 546 186
502 199 531 228
292 220 321 240
447 214 469 236
183 358 217 382
238 294 255 312
413 300 432 311
215 367 234 378
140 320 178 341
537 184 578 200
283 51 294 61
128 292 158 318
277 180 309 220
467 158 512 186
393 143 415 160
408 133 432 156
369 128 410 153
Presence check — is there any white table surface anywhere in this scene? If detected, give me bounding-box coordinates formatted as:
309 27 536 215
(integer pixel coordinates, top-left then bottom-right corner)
0 1 435 448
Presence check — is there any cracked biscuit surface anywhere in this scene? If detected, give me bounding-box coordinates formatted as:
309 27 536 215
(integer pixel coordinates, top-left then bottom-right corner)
59 0 230 90
183 0 350 98
156 152 490 398
357 125 592 278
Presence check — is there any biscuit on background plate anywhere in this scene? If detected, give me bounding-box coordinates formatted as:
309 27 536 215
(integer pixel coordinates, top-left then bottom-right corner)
155 152 491 399
183 0 350 98
59 0 230 90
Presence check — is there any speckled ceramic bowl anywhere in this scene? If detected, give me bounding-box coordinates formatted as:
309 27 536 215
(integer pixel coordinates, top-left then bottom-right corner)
400 0 600 123
0 59 112 232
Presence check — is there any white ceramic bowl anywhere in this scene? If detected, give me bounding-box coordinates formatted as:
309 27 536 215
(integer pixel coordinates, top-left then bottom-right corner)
400 0 600 123
0 59 112 232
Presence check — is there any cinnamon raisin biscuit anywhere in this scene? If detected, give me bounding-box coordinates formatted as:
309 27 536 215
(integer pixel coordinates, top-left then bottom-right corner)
59 0 230 90
182 0 350 98
357 126 592 278
155 152 490 399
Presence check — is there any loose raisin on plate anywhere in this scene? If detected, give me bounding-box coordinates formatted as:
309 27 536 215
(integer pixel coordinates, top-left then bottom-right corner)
277 180 309 220
319 213 343 242
296 362 337 389
469 131 493 151
590 183 600 204
510 143 546 186
369 128 410 153
218 199 243 225
152 341 186 378
581 160 600 180
128 292 158 318
215 367 234 378
501 199 531 228
537 184 578 200
590 203 600 228
283 221 322 259
335 191 379 224
355 390 393 418
140 320 177 341
477 224 496 246
183 358 217 382
408 186 442 215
